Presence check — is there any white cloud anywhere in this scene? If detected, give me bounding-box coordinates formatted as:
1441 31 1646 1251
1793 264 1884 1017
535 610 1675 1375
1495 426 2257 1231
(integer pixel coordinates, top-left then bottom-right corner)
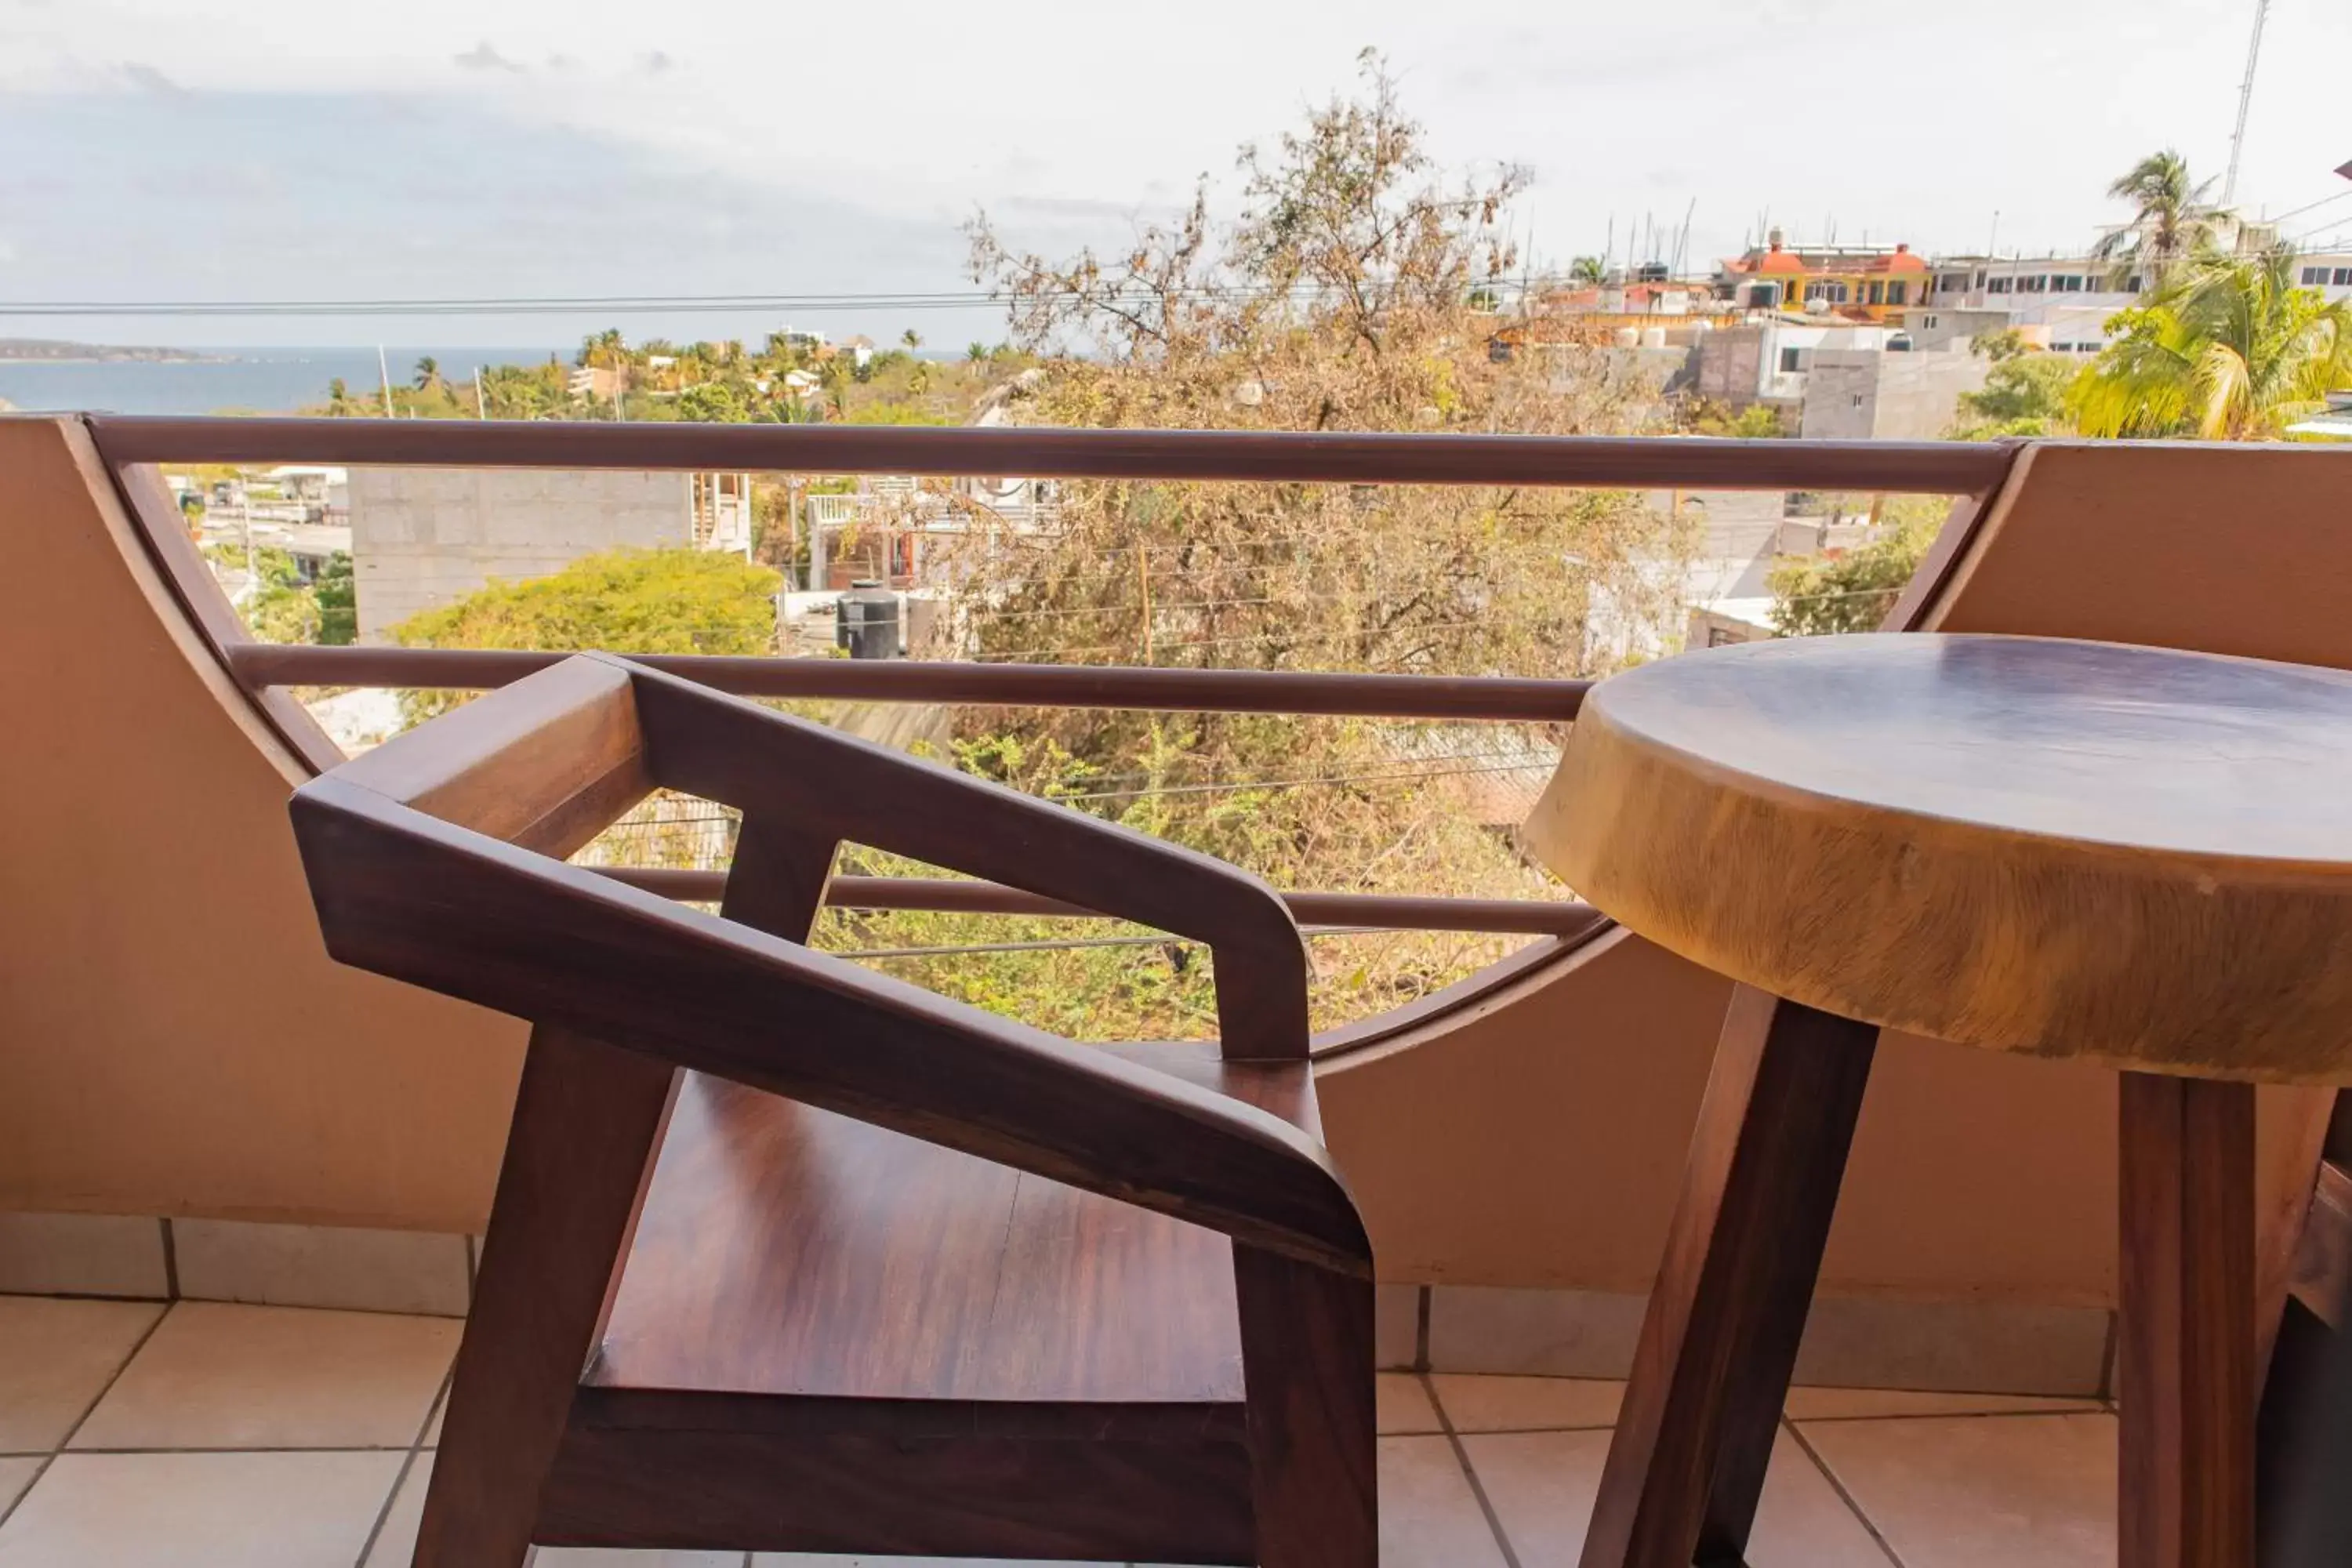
5 0 2350 317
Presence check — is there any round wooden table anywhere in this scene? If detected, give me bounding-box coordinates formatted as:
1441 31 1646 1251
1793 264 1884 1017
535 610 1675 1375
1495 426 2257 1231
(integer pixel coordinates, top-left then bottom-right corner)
1524 632 2352 1568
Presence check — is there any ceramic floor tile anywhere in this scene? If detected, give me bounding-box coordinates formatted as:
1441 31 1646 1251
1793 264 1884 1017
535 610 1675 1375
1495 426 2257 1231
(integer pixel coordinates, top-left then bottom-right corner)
539 1551 748 1565
752 1557 1109 1566
1464 1426 1888 1568
1377 1371 1443 1434
1785 1385 2105 1421
1799 1411 2115 1568
0 1461 38 1524
1432 1374 1624 1432
71 1301 459 1450
0 1450 401 1567
362 1454 430 1568
0 1297 165 1452
1377 1433 1508 1568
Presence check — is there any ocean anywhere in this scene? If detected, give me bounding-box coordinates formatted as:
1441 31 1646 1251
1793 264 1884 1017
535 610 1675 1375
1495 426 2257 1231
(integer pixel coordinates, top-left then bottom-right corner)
0 347 566 416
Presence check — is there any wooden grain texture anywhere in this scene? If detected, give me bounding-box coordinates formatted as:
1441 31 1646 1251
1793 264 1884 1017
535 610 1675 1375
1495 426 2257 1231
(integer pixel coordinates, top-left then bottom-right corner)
413 1026 679 1568
327 657 651 858
629 658 1311 1059
89 412 2013 493
537 1424 1257 1562
1581 988 1878 1568
2118 1073 2256 1568
290 652 1376 1566
1233 1244 1378 1568
227 639 1595 720
1530 633 2352 1083
290 774 1365 1272
2284 1163 2352 1330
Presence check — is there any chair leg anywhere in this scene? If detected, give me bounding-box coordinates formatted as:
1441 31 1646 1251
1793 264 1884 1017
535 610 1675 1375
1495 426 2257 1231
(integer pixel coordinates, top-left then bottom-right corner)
1580 987 1878 1568
412 1026 678 1568
1234 1245 1378 1568
2118 1073 2254 1568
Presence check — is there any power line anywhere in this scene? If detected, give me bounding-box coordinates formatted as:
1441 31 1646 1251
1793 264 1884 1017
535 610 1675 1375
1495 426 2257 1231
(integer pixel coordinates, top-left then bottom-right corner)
0 283 1337 320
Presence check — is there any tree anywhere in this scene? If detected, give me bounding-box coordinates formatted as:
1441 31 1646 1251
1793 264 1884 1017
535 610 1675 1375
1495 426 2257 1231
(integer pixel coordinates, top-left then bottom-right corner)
967 340 989 364
1569 255 1606 284
901 328 923 351
387 549 782 724
314 551 356 644
413 356 441 392
931 50 1686 1032
2094 149 2223 284
1951 354 2079 439
325 377 354 417
1766 499 1946 637
2071 247 2352 440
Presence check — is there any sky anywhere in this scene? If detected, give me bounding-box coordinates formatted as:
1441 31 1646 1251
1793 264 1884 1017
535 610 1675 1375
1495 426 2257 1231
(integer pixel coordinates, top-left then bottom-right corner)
4 0 2350 350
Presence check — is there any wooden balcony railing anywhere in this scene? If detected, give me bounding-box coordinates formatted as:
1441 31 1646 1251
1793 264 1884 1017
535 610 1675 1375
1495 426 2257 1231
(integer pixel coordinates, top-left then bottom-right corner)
85 413 2022 1041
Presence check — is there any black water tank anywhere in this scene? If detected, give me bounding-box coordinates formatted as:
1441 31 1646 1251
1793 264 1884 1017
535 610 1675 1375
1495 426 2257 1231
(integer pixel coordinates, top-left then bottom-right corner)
837 580 901 659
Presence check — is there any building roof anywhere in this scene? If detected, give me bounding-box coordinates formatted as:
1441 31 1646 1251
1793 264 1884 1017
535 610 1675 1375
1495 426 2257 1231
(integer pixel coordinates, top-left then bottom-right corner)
1859 245 1929 274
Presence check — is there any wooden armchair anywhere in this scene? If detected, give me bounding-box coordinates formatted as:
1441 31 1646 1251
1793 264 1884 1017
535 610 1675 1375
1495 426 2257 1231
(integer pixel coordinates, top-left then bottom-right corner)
287 654 1375 1567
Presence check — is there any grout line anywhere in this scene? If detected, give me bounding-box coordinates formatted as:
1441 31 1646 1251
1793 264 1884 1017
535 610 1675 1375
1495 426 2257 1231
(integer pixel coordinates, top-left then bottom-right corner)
1783 1417 1905 1568
353 1364 454 1568
158 1218 180 1299
1782 1403 2106 1425
0 1301 172 1534
1421 1370 1524 1568
1415 1283 1432 1371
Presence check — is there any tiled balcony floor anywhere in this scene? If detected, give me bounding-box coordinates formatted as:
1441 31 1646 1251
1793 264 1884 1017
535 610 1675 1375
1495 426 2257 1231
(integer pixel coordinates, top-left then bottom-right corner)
0 1293 2118 1566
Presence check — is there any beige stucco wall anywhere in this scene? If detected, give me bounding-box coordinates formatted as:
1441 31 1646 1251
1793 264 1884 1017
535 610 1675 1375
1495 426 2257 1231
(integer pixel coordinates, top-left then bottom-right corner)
1326 440 2352 1304
0 417 525 1229
2 419 2346 1322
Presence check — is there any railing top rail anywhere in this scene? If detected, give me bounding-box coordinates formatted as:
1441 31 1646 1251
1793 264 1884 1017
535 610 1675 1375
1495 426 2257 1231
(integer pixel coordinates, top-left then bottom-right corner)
223 643 1590 720
87 415 2011 494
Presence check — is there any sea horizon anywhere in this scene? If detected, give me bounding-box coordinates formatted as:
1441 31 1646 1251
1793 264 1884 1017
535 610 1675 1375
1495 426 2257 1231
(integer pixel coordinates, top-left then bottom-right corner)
0 346 569 416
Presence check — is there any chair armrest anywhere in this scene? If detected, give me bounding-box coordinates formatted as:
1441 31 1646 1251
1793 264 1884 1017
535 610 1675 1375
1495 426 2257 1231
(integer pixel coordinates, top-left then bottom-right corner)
615 655 1310 1058
289 775 1368 1276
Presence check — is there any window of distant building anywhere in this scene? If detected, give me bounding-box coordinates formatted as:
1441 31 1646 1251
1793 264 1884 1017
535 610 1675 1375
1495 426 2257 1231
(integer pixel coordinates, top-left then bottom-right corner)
1887 281 1907 304
2303 266 2328 285
1778 347 1803 373
2125 274 2145 292
2019 275 2049 292
1987 277 2013 294
1866 281 1885 304
2336 267 2352 286
2052 274 2084 292
1803 280 1849 303
1922 314 1940 328
1938 273 1969 293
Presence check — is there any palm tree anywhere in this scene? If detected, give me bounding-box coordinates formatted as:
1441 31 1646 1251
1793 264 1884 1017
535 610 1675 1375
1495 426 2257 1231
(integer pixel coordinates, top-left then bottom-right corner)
2094 150 2224 285
1569 255 1606 284
901 328 923 351
412 356 441 392
2071 247 2352 440
967 340 989 364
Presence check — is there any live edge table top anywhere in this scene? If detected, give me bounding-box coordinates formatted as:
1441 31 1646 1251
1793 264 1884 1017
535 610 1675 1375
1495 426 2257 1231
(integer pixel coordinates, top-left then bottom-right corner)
1526 633 2352 1084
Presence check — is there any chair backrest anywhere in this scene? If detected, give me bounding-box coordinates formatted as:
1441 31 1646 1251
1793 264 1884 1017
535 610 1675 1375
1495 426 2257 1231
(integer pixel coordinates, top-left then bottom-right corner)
289 652 1365 1272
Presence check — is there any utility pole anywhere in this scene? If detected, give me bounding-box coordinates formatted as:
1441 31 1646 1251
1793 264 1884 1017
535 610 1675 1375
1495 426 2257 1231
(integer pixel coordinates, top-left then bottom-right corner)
473 367 487 419
2223 0 2272 209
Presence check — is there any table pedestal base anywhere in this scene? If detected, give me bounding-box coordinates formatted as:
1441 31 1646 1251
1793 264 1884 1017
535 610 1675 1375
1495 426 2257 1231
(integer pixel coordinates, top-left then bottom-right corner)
2120 1073 2255 1568
1580 992 2259 1568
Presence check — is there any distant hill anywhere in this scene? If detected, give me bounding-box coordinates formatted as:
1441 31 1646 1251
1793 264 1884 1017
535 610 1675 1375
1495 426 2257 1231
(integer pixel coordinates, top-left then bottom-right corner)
0 338 213 364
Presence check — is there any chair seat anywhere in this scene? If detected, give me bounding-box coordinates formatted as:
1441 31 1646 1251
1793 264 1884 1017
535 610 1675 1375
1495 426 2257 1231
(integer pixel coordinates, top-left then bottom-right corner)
584 1040 1318 1437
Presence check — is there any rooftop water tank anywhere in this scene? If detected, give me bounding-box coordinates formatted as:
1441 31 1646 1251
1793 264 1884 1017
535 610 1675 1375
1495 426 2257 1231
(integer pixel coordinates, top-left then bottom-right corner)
837 580 902 660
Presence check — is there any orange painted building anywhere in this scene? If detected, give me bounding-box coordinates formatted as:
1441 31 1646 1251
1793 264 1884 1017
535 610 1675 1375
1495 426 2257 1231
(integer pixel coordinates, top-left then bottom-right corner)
1715 231 1931 324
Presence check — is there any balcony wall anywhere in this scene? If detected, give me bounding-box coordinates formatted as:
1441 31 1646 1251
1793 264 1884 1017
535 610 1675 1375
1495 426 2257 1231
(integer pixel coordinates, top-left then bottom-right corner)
2 415 2346 1329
